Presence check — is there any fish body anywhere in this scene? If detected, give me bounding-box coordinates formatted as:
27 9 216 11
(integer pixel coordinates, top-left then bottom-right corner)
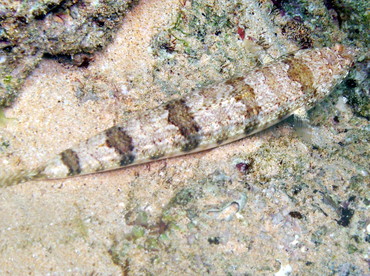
1 45 357 186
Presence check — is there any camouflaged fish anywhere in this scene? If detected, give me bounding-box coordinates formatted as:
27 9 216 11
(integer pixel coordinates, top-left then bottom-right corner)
1 45 357 187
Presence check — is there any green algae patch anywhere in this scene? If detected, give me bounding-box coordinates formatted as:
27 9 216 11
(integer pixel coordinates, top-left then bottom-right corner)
0 108 15 127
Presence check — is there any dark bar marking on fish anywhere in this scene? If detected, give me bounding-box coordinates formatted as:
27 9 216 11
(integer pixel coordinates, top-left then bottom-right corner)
106 126 136 166
60 149 81 176
165 99 201 152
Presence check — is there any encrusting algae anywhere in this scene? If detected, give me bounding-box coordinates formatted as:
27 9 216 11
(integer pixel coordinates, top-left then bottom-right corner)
0 45 358 188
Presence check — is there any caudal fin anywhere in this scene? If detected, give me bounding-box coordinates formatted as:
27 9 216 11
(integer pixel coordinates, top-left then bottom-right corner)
0 168 44 188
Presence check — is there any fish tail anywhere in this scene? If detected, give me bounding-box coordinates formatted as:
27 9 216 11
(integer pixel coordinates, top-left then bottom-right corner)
0 168 44 188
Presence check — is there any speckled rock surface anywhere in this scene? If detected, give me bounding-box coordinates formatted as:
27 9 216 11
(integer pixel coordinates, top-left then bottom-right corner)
0 0 369 274
0 0 138 106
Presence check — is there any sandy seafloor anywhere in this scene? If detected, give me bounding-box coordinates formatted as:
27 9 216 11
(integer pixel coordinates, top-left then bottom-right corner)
0 0 369 274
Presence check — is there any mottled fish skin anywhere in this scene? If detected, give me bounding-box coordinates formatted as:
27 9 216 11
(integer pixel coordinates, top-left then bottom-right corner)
41 46 356 179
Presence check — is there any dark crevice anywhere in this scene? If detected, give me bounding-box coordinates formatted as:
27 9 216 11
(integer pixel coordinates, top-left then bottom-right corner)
33 0 71 20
